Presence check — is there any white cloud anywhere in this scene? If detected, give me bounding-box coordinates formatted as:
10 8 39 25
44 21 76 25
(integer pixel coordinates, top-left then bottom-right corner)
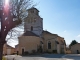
77 35 80 38
63 30 67 33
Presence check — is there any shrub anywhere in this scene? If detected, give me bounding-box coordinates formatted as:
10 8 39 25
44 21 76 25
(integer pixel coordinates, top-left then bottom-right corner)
32 50 36 53
24 51 29 55
45 50 51 54
37 46 43 53
46 50 49 53
52 50 57 53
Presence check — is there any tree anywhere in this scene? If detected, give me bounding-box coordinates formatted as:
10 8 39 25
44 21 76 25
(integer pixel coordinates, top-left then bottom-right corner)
11 0 35 26
6 0 36 42
0 0 34 60
69 40 78 48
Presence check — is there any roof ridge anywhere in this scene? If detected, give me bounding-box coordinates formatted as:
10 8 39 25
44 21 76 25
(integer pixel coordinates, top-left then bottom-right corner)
23 31 39 37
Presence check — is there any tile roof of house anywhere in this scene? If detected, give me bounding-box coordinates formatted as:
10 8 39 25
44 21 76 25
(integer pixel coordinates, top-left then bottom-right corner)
71 43 80 47
22 31 39 37
42 30 58 36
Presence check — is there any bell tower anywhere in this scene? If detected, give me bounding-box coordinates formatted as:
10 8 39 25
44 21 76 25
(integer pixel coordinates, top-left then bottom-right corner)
24 7 43 36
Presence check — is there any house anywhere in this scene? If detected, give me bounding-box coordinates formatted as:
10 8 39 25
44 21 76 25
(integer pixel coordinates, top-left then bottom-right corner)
3 44 15 55
3 44 7 55
18 32 41 54
17 7 66 55
42 31 66 54
71 43 80 54
57 36 66 54
15 44 19 54
65 47 71 54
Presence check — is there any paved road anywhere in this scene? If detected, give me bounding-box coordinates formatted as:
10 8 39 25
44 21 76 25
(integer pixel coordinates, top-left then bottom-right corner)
62 54 80 60
5 54 80 60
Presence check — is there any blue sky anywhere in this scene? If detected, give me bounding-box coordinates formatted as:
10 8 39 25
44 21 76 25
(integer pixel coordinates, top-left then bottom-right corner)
33 0 80 45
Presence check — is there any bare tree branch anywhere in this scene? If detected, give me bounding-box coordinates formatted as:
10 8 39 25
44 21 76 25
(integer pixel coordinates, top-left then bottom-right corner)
5 0 36 42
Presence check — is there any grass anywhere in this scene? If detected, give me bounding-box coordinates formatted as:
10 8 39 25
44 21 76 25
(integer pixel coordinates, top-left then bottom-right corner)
2 56 7 60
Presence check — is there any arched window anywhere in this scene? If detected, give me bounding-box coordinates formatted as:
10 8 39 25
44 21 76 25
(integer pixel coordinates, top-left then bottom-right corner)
48 41 51 49
31 26 33 31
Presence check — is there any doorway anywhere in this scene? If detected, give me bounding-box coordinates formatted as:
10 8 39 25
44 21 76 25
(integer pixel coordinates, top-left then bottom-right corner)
77 50 79 54
22 48 24 55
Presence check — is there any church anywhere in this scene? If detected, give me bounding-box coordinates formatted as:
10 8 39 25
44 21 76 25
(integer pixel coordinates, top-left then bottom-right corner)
17 7 66 55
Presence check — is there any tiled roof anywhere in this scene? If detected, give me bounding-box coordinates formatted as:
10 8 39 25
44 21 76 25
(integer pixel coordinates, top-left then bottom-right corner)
23 31 39 37
71 43 80 47
42 30 58 36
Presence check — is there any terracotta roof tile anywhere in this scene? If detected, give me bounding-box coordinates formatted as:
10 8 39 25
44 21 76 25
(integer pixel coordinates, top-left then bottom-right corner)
23 31 39 37
42 30 58 36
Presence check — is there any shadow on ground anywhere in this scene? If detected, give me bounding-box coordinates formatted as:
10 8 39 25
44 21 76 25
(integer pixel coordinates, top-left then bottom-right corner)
22 54 65 58
62 54 80 60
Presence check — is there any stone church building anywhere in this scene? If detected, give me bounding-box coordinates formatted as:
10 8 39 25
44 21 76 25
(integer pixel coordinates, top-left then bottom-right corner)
17 7 66 55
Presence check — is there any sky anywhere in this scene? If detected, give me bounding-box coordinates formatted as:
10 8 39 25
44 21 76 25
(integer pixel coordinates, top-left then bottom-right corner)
33 0 80 45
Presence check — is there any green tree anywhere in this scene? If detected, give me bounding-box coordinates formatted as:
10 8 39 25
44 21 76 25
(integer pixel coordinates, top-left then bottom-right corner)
69 40 78 48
